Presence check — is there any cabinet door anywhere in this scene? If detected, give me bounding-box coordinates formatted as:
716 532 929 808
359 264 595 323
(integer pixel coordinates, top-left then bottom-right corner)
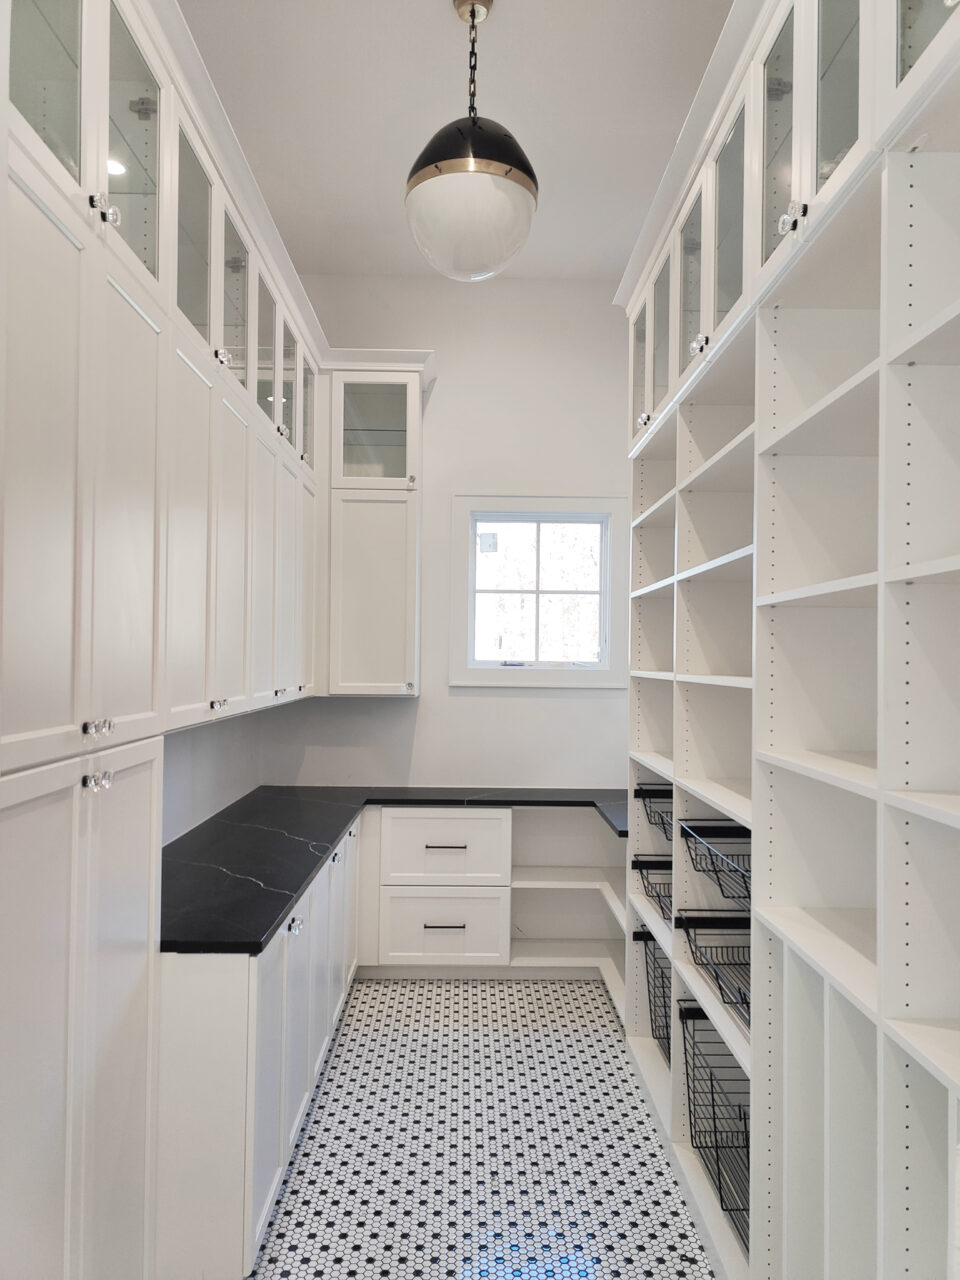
249 431 277 707
274 456 298 696
80 735 161 1280
344 827 359 983
281 909 311 1150
327 844 346 1023
209 393 249 711
329 490 420 695
0 757 84 1279
308 863 332 1079
332 370 420 489
247 932 284 1268
298 478 317 695
164 346 213 728
1 168 89 772
89 267 162 742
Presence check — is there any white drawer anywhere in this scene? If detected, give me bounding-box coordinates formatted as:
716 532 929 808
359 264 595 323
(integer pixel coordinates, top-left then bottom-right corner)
380 807 511 886
378 887 511 965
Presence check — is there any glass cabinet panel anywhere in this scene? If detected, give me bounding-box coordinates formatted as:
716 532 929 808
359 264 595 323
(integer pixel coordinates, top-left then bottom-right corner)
652 258 670 410
176 131 210 339
302 362 315 467
763 11 794 265
632 304 647 430
222 213 247 385
256 277 275 420
281 324 296 443
109 4 159 277
899 0 957 81
342 383 407 479
818 0 859 188
680 194 703 373
715 109 745 328
9 0 81 181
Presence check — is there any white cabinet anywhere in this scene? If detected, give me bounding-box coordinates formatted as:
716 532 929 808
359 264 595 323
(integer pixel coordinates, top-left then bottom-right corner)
329 490 420 696
380 807 512 886
379 887 512 965
208 392 250 711
248 928 284 1260
281 906 311 1150
308 860 332 1078
274 455 299 697
332 370 420 489
298 475 318 695
249 429 278 707
0 737 162 1280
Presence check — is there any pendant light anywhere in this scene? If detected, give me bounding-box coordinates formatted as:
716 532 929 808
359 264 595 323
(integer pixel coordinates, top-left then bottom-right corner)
405 0 538 282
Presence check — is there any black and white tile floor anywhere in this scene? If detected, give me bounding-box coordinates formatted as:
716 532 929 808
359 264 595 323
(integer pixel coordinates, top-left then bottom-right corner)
250 979 717 1280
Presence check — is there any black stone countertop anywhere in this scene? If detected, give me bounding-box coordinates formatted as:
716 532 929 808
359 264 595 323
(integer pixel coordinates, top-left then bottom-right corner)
161 785 628 956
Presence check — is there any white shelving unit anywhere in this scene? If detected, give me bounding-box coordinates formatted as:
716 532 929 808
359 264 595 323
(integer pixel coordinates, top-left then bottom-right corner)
619 0 960 1274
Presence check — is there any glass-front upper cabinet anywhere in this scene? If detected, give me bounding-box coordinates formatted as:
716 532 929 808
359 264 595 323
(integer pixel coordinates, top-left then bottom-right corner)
281 324 297 444
332 371 420 489
762 10 796 266
632 302 648 434
715 107 745 330
817 0 859 189
652 256 671 411
679 193 704 374
221 212 248 385
108 2 160 277
177 129 210 340
256 275 276 421
9 0 82 182
302 362 316 468
899 0 959 82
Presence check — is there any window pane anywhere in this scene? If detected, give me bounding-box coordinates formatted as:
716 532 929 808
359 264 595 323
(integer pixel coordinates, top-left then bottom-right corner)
653 257 670 409
475 522 537 591
177 130 210 339
539 594 601 663
763 12 794 265
539 522 601 591
474 593 536 662
282 323 296 441
10 0 81 182
109 4 159 276
715 108 745 327
342 383 407 478
818 0 859 188
632 304 646 428
256 276 275 420
223 213 247 385
680 193 702 373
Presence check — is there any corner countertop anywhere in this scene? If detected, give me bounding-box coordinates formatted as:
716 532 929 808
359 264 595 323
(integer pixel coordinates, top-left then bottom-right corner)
161 785 628 956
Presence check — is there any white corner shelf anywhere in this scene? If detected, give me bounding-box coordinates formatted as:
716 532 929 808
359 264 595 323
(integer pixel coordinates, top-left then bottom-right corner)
511 939 625 1018
755 906 878 1020
511 866 626 933
675 776 752 828
627 890 673 956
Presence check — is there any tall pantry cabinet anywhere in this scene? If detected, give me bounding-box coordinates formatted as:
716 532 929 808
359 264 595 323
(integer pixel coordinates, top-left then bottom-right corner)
619 0 960 1276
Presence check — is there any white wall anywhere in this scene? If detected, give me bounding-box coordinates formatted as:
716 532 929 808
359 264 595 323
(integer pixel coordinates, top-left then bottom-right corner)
162 715 260 842
257 273 629 789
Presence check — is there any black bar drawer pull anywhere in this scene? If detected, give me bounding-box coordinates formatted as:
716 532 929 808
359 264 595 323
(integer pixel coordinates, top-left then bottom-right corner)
423 923 467 930
424 843 468 851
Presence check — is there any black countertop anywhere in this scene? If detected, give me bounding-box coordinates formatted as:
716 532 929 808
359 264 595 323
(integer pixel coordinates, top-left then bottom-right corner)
161 785 628 956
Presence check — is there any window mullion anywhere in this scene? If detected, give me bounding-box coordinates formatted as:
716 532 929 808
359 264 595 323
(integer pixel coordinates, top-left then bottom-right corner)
534 520 542 663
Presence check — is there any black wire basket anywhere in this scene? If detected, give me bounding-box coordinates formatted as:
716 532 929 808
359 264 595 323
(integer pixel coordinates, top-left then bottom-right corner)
632 856 673 921
634 784 673 840
680 1000 750 1253
676 911 751 1028
680 821 752 905
635 928 672 1064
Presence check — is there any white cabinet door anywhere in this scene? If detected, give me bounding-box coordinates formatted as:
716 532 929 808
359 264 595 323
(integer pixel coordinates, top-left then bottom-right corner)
299 477 318 695
344 826 359 983
79 736 161 1280
249 431 278 708
308 863 332 1079
89 268 162 744
281 909 311 1150
274 456 299 697
329 490 420 695
209 392 249 712
327 841 346 1023
164 345 213 728
331 370 421 490
247 930 284 1267
1 170 89 773
0 757 84 1279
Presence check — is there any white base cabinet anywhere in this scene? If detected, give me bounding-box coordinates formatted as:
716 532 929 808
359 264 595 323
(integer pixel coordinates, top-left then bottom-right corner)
155 828 358 1280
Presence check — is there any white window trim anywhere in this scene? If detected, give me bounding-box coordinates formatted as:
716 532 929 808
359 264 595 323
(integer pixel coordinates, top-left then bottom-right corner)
450 494 629 689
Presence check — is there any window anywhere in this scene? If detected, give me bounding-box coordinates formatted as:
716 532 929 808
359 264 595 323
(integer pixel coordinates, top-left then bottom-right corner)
450 495 628 688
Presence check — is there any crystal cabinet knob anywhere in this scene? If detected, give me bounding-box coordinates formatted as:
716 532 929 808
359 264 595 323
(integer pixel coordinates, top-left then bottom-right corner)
407 475 416 489
82 720 100 737
637 413 651 429
778 200 808 236
214 349 233 367
274 688 288 698
89 193 121 226
102 205 122 227
405 682 415 693
99 770 113 791
102 718 115 736
288 916 304 935
82 773 101 791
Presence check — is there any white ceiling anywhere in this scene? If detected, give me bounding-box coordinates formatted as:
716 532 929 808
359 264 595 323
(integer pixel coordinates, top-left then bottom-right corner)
177 0 732 283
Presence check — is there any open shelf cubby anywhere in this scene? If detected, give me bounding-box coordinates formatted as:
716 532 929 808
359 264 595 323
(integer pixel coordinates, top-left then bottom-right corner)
782 951 825 1279
676 575 752 680
676 318 756 481
629 583 674 673
631 411 677 519
675 911 751 1029
680 820 751 909
757 591 877 784
677 459 753 577
756 765 877 1013
675 683 752 823
630 676 674 763
631 494 676 590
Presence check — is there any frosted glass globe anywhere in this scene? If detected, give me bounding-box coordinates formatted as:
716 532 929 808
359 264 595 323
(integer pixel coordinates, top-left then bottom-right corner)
405 170 536 282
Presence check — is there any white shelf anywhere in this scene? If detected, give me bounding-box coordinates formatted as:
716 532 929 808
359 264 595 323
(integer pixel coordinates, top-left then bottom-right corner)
512 866 626 932
676 674 752 689
885 788 960 831
886 553 960 585
628 890 672 956
669 1144 750 1280
676 544 753 584
631 487 676 529
756 906 877 1020
673 953 751 1077
678 423 755 492
675 775 752 827
757 571 878 608
625 1034 672 1134
630 576 675 599
628 750 674 782
889 294 960 366
757 748 878 799
760 358 880 456
884 1018 960 1093
511 939 625 1018
630 669 674 682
